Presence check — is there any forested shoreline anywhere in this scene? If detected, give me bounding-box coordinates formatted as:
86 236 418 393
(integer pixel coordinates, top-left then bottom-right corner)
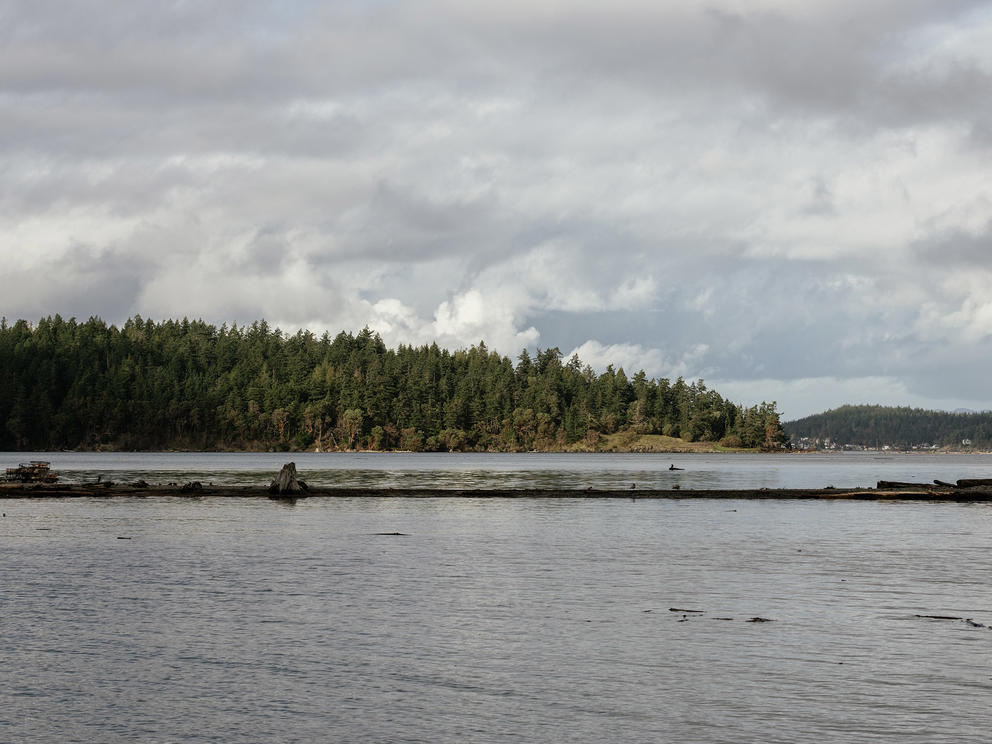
0 316 788 453
784 404 992 449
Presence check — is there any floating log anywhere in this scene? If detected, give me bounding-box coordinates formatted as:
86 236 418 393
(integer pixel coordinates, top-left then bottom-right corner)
877 481 940 490
933 479 958 488
956 478 992 488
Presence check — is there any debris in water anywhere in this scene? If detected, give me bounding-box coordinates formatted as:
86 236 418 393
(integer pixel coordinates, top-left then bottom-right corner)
269 462 309 496
4 461 58 483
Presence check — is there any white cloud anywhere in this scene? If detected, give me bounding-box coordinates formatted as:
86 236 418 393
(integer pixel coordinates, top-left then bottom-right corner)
566 340 710 380
917 294 992 344
433 288 540 352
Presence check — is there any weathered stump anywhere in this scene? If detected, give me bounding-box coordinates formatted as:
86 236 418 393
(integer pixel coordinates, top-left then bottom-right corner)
269 462 309 495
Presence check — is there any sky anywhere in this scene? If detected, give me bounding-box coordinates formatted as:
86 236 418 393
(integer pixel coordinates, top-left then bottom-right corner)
2 0 992 420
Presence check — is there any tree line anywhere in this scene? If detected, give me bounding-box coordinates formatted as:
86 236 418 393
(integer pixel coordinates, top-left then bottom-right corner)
783 404 992 449
0 315 788 452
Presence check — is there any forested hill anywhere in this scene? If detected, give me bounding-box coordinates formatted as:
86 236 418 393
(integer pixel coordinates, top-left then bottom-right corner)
784 405 992 449
0 315 787 452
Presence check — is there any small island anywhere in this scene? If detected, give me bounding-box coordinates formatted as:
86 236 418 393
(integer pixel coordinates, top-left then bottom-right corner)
0 316 788 454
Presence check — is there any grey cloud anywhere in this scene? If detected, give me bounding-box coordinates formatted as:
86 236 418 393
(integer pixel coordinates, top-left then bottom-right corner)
6 1 988 175
2 0 992 417
901 340 992 400
447 1 992 134
3 245 150 321
301 180 509 269
531 251 941 383
3 1 986 125
798 178 836 217
912 222 992 267
0 95 369 162
0 155 197 217
241 226 292 275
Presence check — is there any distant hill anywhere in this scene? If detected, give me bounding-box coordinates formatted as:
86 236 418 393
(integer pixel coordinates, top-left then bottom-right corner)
783 405 992 449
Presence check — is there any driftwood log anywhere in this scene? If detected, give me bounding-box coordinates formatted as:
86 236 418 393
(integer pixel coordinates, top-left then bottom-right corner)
955 478 992 488
877 481 941 490
269 462 309 496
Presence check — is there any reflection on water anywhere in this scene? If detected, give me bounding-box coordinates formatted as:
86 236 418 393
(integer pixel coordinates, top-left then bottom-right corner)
1 496 990 743
3 451 992 489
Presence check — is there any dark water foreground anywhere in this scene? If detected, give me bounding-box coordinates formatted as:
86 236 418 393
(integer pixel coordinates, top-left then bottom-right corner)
2 496 991 743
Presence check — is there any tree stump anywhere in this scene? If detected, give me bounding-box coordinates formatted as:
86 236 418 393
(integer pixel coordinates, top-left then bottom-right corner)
269 462 309 495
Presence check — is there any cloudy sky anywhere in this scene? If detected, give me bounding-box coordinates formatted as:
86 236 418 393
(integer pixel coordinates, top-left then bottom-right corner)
3 0 992 419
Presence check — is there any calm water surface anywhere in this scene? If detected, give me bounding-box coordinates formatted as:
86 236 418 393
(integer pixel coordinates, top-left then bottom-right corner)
4 451 992 489
2 495 991 743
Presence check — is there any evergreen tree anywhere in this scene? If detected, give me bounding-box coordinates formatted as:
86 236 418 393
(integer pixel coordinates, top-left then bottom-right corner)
0 316 788 452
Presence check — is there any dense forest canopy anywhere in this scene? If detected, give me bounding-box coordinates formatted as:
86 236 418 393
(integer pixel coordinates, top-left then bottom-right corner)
0 315 787 452
784 404 992 449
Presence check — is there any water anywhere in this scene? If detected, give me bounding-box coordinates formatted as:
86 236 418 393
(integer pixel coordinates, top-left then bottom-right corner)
2 494 991 743
3 451 992 489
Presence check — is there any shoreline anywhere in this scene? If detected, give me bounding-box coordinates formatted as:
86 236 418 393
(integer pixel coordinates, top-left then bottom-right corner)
3 483 992 501
5 446 992 456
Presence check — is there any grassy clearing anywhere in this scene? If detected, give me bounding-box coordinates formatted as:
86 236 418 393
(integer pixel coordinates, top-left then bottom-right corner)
564 431 756 453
